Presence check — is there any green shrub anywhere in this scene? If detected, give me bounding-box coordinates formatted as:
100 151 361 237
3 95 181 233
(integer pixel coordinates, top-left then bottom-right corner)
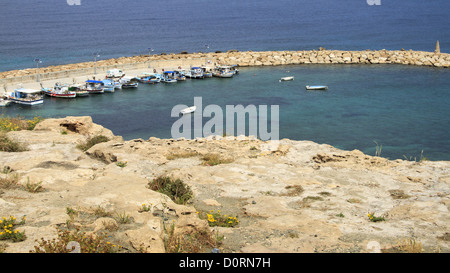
147 176 193 205
76 135 109 151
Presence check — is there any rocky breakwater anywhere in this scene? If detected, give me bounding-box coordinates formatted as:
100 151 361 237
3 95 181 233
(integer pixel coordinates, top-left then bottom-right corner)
1 116 449 253
217 49 450 68
1 49 449 81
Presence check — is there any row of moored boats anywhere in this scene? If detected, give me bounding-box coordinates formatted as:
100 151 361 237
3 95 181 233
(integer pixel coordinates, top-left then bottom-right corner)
0 65 239 106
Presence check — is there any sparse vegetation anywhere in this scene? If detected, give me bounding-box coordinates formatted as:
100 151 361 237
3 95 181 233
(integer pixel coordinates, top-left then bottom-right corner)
115 161 127 168
200 153 234 166
0 133 28 152
147 176 193 205
0 216 26 242
164 222 220 253
166 150 198 160
0 115 43 132
198 210 239 228
24 177 44 193
389 189 410 199
367 212 385 222
76 135 109 151
0 171 20 190
114 211 132 224
31 227 122 253
383 238 424 253
280 185 304 196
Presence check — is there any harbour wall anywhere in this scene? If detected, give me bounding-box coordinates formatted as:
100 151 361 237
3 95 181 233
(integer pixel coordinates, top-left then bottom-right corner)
1 49 449 85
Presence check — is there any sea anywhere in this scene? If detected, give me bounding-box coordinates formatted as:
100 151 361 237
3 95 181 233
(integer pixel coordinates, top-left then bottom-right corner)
1 0 450 161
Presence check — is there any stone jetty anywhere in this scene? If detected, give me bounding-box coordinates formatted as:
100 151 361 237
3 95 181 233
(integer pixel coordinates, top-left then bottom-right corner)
1 48 449 84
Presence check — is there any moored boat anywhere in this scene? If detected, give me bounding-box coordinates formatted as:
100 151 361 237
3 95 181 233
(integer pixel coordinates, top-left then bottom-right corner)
120 76 139 88
174 70 186 81
185 67 204 79
83 80 104 94
201 66 213 78
41 83 77 98
161 71 178 83
67 84 89 97
305 85 328 90
212 66 234 78
180 106 196 114
101 79 116 93
280 76 294 81
8 88 44 105
138 73 161 84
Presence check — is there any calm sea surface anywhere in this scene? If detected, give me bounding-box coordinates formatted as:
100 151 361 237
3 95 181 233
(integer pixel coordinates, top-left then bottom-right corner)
1 0 449 160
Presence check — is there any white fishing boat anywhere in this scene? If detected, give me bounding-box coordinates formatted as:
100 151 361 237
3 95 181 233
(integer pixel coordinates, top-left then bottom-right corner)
305 85 328 90
0 97 11 107
201 66 213 78
212 66 234 78
120 76 139 88
174 70 186 81
185 67 204 79
8 88 44 105
41 83 77 98
180 106 196 114
68 84 89 97
101 79 116 93
161 71 178 83
83 80 104 94
280 76 294 81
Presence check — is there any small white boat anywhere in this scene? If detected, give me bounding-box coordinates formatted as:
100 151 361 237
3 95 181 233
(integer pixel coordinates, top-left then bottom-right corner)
120 76 139 88
8 88 44 105
306 85 328 90
180 106 196 114
280 76 294 81
0 97 12 107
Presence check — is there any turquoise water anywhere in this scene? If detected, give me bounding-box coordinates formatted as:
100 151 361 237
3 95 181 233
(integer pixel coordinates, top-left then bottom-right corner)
2 64 450 161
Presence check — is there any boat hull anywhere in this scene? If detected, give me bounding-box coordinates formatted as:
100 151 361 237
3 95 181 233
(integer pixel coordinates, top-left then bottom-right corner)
305 85 328 90
43 91 76 98
181 106 196 114
280 76 294 81
9 97 43 105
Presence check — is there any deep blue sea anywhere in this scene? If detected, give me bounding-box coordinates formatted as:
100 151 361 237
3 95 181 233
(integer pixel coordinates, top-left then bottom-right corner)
1 0 450 160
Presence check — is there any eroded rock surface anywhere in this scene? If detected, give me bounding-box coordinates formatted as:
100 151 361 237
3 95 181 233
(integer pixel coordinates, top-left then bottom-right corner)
1 117 448 253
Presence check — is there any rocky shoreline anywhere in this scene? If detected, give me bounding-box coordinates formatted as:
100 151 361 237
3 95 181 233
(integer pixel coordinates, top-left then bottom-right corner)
1 48 449 83
1 117 449 253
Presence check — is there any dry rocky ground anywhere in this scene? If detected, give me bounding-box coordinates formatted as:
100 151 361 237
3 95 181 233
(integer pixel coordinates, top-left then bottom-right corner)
1 116 449 253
